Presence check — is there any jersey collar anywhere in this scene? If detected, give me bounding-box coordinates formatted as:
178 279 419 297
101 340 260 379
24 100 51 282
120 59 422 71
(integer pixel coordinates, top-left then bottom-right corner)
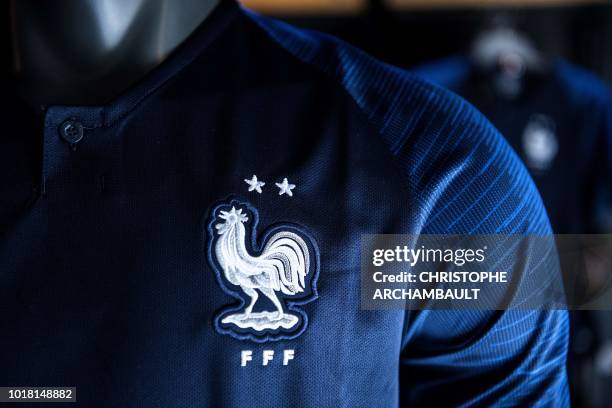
44 0 240 129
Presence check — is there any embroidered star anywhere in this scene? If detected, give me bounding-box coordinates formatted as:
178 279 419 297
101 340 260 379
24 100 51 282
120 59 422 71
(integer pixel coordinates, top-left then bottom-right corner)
275 178 296 197
244 175 265 194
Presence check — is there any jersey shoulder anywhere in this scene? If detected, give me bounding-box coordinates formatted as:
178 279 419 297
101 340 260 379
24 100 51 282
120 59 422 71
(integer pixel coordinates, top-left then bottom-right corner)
244 9 550 235
556 59 612 108
244 9 470 145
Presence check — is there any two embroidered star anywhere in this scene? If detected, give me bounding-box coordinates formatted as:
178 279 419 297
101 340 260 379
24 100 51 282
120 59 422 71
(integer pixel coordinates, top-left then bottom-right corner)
275 178 296 197
244 175 265 193
244 175 295 196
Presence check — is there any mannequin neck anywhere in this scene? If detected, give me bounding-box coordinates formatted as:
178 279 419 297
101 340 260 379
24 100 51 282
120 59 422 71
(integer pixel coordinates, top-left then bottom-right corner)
10 0 221 107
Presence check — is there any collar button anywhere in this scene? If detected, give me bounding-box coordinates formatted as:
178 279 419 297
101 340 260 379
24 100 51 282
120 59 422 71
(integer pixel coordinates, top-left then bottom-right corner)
59 120 84 145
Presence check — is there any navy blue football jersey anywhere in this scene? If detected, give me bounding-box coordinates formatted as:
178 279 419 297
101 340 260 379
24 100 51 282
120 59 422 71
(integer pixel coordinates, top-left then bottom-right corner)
413 55 612 234
0 1 568 407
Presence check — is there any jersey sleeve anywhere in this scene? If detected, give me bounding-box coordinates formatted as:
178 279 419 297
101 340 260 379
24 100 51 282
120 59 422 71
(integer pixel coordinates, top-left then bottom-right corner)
386 80 569 406
326 45 569 403
333 57 570 404
591 88 612 232
557 62 612 233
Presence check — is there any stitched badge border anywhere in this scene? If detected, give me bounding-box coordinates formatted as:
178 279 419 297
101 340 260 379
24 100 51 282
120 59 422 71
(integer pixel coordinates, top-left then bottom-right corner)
205 197 320 342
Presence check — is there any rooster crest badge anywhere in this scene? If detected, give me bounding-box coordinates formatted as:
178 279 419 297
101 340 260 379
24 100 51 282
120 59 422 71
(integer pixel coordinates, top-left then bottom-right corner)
207 199 319 342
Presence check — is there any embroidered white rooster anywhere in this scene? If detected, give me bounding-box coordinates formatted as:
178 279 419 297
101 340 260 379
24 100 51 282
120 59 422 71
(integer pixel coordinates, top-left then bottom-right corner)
213 206 313 332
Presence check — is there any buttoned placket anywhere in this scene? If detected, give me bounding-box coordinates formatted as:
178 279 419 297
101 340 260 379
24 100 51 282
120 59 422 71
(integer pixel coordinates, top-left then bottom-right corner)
41 106 108 197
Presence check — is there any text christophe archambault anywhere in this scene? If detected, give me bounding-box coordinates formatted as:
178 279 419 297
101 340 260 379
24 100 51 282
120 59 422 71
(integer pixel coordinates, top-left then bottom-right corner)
369 245 508 300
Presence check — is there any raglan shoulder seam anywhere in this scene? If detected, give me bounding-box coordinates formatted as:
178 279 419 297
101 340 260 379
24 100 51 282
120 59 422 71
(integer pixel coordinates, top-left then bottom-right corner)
241 8 478 205
242 7 551 235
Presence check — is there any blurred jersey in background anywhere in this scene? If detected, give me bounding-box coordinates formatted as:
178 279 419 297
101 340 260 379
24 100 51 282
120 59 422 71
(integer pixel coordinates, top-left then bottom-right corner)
413 17 612 236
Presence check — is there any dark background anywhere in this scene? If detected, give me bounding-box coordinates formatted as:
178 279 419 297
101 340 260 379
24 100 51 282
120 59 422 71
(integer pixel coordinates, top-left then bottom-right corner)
254 1 612 86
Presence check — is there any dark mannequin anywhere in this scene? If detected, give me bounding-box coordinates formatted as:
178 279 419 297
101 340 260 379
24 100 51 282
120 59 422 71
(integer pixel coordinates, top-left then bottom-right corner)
10 0 220 107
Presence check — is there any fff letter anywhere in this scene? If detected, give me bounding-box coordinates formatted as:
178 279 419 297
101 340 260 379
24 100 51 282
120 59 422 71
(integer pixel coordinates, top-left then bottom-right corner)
241 350 295 366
